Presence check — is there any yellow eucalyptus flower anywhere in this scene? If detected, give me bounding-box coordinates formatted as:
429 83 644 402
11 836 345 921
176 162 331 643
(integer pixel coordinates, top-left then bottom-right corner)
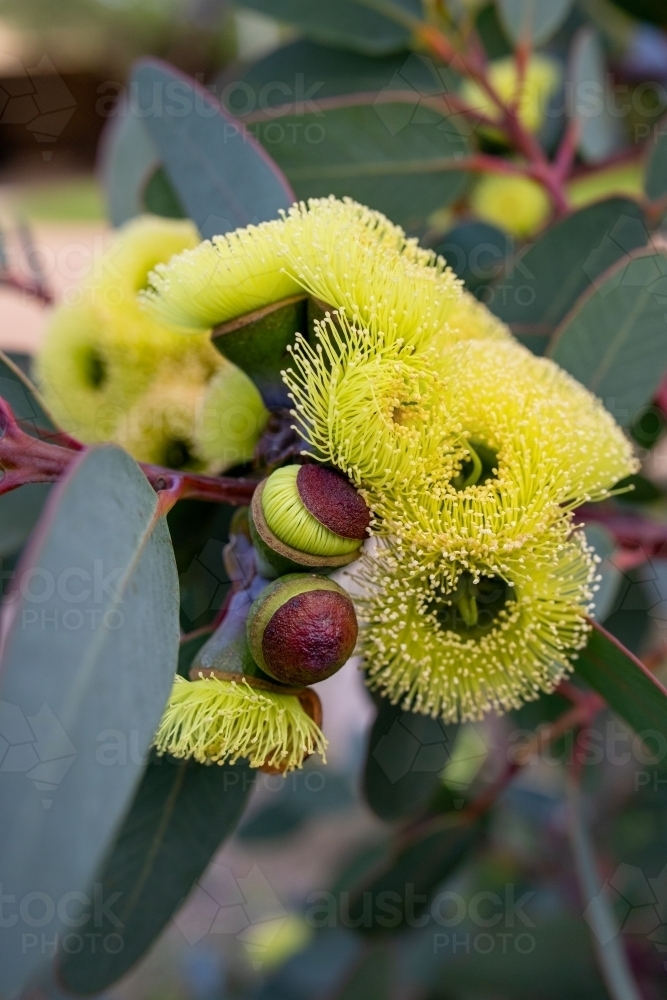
567 161 644 209
376 338 637 554
155 674 327 772
89 214 200 307
114 358 212 469
470 173 551 238
195 361 269 472
463 54 561 136
282 313 464 495
141 197 462 352
37 215 219 443
357 524 596 722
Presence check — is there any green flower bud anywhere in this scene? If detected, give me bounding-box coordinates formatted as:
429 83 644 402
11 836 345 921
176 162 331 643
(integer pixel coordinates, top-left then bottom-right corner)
247 574 358 687
250 464 370 575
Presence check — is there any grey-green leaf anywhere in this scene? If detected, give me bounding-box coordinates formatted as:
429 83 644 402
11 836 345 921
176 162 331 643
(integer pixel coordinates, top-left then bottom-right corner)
0 484 51 558
99 97 160 226
491 197 648 348
570 28 623 164
0 348 59 438
233 40 454 113
364 697 458 821
132 59 294 239
0 446 179 997
575 621 667 743
644 120 667 202
59 753 254 994
237 0 421 56
496 0 575 46
348 819 482 932
548 246 667 428
252 101 469 230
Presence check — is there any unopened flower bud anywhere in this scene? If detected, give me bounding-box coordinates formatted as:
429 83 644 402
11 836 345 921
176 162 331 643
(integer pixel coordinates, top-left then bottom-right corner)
250 464 370 575
246 574 358 686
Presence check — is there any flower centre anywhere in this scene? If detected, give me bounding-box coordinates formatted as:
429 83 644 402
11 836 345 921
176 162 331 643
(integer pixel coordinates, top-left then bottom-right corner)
452 440 498 490
427 571 511 640
84 348 106 390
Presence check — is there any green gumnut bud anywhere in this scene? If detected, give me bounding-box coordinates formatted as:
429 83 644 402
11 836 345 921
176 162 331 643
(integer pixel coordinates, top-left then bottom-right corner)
250 464 369 576
246 574 358 686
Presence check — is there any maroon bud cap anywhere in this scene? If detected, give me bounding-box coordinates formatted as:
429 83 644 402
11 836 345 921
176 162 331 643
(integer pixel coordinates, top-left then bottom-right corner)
246 574 358 687
297 464 370 540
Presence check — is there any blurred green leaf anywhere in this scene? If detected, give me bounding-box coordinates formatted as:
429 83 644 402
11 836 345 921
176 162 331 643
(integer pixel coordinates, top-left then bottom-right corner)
0 348 60 439
333 943 394 1000
238 770 353 841
584 523 622 623
253 100 470 231
422 917 608 999
132 59 294 239
644 118 667 202
567 779 644 1000
491 197 647 347
570 28 624 163
575 621 667 744
0 446 179 997
348 819 482 931
476 3 513 58
142 165 186 218
59 753 254 994
364 697 458 821
213 295 308 408
0 484 51 558
496 0 575 45
99 97 160 226
435 221 511 294
614 473 663 505
549 246 667 428
237 0 422 56
233 40 452 112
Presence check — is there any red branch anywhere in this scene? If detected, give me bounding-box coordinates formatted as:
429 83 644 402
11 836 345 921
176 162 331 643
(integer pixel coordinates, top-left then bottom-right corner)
576 506 667 558
0 397 256 508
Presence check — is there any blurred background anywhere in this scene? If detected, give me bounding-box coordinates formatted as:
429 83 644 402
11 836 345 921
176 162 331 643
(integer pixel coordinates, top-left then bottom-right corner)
0 2 666 999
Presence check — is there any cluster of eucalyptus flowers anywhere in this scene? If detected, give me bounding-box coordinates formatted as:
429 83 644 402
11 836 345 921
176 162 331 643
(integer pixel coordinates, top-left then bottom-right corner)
37 215 268 473
114 195 636 773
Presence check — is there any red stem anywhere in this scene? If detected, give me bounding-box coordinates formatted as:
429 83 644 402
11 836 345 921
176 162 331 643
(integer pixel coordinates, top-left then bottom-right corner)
0 271 53 306
0 397 256 508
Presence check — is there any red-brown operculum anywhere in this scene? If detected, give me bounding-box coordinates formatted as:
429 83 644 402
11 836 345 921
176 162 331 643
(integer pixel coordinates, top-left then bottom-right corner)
246 574 358 686
297 464 370 540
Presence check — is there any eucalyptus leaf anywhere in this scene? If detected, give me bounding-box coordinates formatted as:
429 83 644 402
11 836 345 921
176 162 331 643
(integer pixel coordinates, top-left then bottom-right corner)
435 221 510 294
0 483 51 559
548 246 667 428
496 0 575 46
99 97 160 226
0 348 60 439
575 622 667 747
253 101 469 231
569 28 624 164
132 59 294 239
59 753 254 994
237 0 422 56
584 523 621 623
364 697 458 821
491 197 648 347
232 40 455 114
644 121 667 202
212 295 308 408
142 165 186 218
348 819 482 932
0 446 179 997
